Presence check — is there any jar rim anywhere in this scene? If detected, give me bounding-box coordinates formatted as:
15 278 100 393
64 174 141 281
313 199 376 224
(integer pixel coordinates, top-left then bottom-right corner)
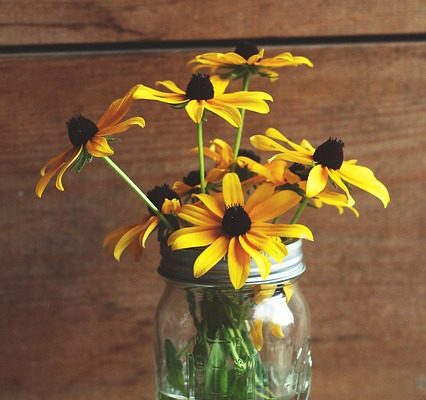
158 239 306 287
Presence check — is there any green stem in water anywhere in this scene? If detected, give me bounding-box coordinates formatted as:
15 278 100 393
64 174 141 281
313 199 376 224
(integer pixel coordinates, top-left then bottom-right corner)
102 156 173 230
290 196 309 224
197 118 207 194
232 72 251 166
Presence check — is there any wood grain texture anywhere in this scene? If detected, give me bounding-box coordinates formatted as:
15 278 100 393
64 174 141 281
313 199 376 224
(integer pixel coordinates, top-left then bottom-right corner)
0 42 425 399
0 0 425 46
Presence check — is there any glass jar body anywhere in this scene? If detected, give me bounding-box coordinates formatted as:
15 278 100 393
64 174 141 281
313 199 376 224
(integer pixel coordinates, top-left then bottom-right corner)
154 278 312 400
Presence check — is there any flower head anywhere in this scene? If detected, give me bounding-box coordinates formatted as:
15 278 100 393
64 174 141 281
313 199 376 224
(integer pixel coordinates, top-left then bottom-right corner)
168 173 313 289
35 86 145 198
251 128 390 207
132 74 272 127
190 42 313 81
104 185 181 261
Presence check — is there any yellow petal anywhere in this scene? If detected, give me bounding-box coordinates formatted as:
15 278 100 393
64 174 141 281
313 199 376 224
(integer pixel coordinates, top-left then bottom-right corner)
246 231 287 262
223 172 244 207
306 164 328 198
97 116 145 136
185 100 205 123
244 183 275 213
215 91 273 114
327 168 355 207
156 80 186 94
210 75 230 95
161 198 181 215
250 319 264 351
252 222 314 241
140 216 160 247
39 148 73 176
227 237 250 289
265 128 313 156
193 236 229 278
192 193 224 218
250 134 288 153
338 162 390 207
55 146 82 191
239 236 271 280
283 283 294 303
249 190 301 222
132 84 185 104
168 226 221 250
97 85 139 130
253 284 277 304
236 156 273 182
204 100 242 127
113 223 146 261
86 135 114 157
177 204 221 226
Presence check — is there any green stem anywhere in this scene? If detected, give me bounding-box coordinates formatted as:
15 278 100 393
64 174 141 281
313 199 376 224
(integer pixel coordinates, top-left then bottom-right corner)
102 156 173 230
232 72 251 166
290 196 309 224
197 119 207 194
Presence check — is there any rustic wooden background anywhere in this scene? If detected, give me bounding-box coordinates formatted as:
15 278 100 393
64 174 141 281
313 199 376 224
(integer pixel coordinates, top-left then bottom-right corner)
1 1 425 399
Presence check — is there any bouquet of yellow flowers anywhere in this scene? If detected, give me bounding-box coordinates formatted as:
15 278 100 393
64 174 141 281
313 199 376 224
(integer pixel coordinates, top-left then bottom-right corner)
36 42 389 400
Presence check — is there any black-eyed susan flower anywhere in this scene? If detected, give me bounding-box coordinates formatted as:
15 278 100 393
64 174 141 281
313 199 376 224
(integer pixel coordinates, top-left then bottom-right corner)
250 128 390 207
250 284 294 351
168 173 313 289
35 86 145 198
190 41 313 81
132 73 272 127
104 185 181 261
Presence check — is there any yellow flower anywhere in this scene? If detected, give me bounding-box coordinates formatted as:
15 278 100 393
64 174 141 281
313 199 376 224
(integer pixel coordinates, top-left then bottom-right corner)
250 284 294 351
132 73 272 127
103 185 181 261
168 173 313 289
35 86 145 198
202 138 270 183
251 128 390 207
190 41 313 81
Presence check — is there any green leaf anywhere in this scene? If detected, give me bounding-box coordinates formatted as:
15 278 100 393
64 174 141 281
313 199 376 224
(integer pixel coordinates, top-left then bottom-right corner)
205 333 229 396
165 339 185 392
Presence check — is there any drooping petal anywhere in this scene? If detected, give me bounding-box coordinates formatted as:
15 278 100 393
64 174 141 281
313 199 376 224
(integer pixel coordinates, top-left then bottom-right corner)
140 216 160 247
245 231 287 262
271 152 313 165
103 224 135 253
306 164 328 198
338 162 390 207
215 91 273 114
193 236 230 278
185 100 205 123
86 135 114 157
250 135 289 153
35 147 77 198
244 183 275 213
192 193 225 217
178 204 222 226
97 116 145 136
236 156 274 182
252 222 314 241
227 237 251 289
204 100 242 127
113 223 146 261
168 226 221 251
55 146 83 191
249 190 301 222
327 168 355 207
223 172 245 207
239 235 271 280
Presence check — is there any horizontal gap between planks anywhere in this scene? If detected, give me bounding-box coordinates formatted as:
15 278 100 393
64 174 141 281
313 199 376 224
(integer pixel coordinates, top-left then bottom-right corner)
0 33 425 56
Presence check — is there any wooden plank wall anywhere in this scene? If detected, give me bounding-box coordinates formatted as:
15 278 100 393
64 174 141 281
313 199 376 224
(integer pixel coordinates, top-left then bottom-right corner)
1 2 425 400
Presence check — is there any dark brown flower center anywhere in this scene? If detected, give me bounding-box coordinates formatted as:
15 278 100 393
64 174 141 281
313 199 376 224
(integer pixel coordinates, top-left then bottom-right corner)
185 73 214 100
234 41 260 60
183 170 202 186
313 138 344 170
222 205 252 237
147 185 180 216
67 115 98 147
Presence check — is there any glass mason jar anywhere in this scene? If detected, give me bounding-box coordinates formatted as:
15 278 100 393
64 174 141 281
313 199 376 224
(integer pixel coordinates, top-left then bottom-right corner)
155 239 312 400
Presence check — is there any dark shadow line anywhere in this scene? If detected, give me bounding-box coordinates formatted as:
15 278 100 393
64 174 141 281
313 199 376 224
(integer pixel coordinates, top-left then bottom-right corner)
1 33 425 55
